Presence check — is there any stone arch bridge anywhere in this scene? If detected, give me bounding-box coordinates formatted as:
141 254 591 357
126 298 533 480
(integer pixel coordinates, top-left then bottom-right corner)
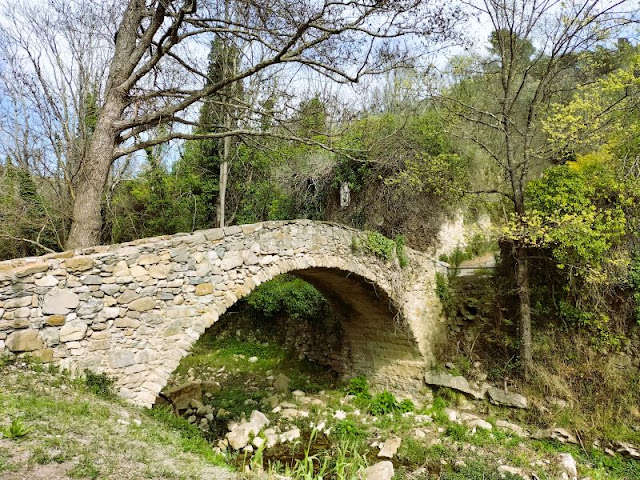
0 220 446 407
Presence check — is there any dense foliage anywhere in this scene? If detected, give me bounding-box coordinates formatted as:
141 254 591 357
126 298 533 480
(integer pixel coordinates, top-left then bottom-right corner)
245 275 329 322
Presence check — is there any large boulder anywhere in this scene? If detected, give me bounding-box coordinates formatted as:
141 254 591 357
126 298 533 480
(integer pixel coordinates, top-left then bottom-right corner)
486 386 528 409
423 370 485 399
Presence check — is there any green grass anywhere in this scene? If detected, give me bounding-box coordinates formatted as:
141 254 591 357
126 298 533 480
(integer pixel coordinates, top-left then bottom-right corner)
0 362 232 480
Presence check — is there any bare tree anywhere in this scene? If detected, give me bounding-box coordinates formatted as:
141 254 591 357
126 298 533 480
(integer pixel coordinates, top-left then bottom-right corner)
0 0 461 249
0 0 117 253
441 0 636 375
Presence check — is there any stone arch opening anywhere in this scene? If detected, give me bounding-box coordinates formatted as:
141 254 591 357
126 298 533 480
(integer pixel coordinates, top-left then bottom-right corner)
289 267 424 385
155 260 426 409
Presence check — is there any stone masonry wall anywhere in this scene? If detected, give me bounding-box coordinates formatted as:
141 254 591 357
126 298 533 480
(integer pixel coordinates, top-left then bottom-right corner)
0 220 445 407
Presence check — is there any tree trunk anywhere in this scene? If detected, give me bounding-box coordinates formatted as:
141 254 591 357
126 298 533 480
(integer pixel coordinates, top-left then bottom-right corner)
64 0 148 249
217 126 230 229
65 93 127 249
515 242 533 377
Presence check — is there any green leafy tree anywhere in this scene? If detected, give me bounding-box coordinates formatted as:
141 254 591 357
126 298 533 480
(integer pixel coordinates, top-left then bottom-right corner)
441 0 632 374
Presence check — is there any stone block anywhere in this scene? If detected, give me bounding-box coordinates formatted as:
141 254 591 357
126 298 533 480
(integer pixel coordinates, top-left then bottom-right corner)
6 329 43 352
42 288 79 315
128 297 155 312
117 289 139 304
220 252 243 270
32 348 54 363
137 254 161 265
82 275 103 285
3 296 32 309
195 283 214 296
64 257 95 271
60 320 88 342
108 349 135 369
148 264 172 279
35 275 59 287
115 317 140 329
14 263 49 277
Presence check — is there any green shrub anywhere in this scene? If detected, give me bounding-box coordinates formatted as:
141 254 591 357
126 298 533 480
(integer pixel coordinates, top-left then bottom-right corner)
246 275 328 322
445 422 468 442
369 391 409 416
629 255 640 323
435 272 449 302
361 231 395 260
398 398 415 413
1 418 33 439
347 375 371 400
333 419 367 441
395 235 409 268
83 370 114 398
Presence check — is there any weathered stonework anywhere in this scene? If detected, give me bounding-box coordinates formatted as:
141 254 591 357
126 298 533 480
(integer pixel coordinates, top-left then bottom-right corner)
0 220 446 407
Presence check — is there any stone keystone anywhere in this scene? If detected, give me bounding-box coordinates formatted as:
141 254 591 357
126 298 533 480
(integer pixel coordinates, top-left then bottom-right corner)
6 329 43 352
42 288 80 315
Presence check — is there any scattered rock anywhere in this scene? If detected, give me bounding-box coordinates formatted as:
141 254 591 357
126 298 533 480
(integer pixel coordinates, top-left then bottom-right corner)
280 408 301 420
226 410 270 450
532 427 579 445
280 427 301 443
496 420 528 438
555 453 577 480
252 436 265 449
487 386 528 409
468 419 492 431
497 465 529 479
414 414 433 424
274 374 291 393
378 437 401 459
362 461 394 480
613 441 640 459
444 408 458 422
163 382 202 410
